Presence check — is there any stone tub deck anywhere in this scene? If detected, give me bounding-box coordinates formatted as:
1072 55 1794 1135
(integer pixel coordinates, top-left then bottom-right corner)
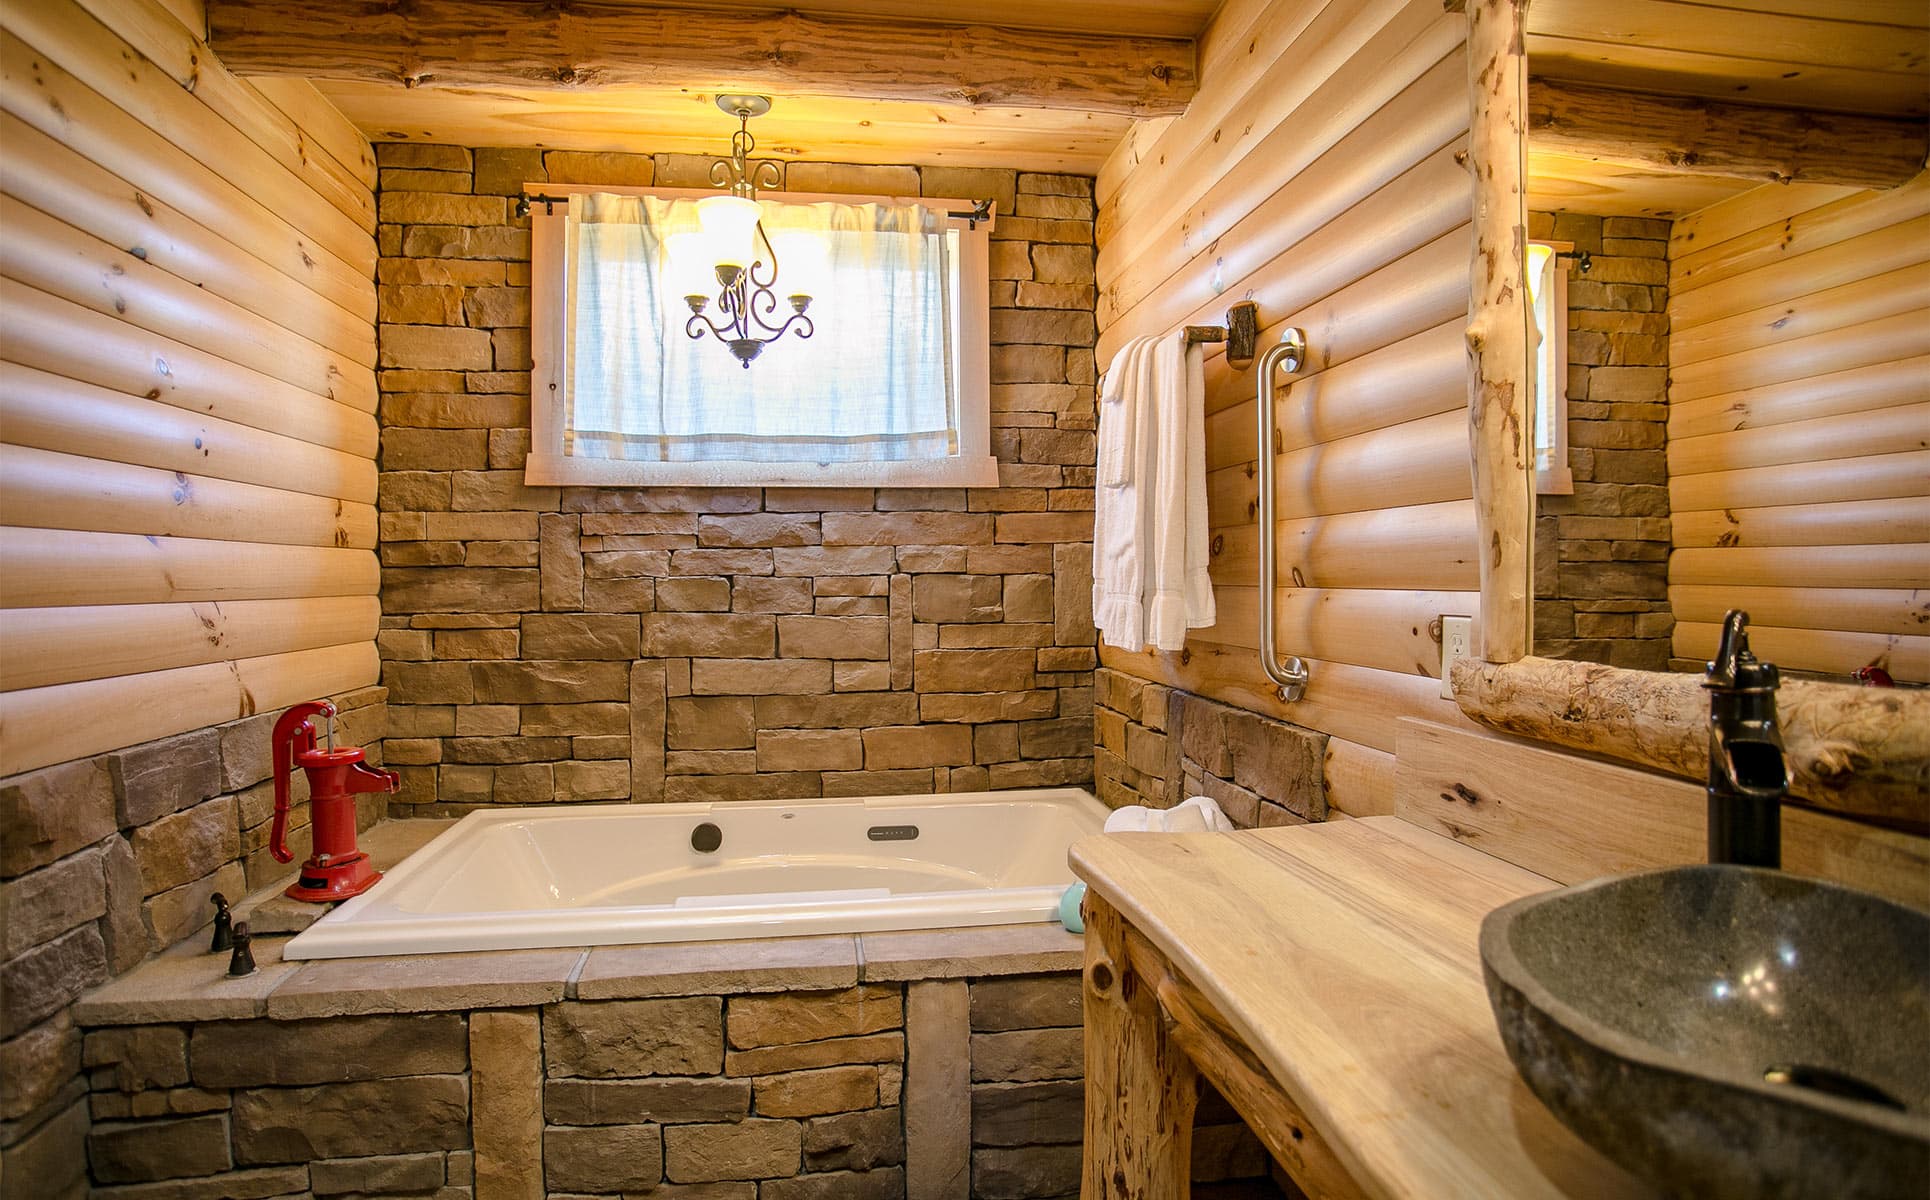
72 820 1275 1198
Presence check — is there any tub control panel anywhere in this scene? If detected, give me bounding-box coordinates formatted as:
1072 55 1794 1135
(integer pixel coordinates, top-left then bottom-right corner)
867 825 920 842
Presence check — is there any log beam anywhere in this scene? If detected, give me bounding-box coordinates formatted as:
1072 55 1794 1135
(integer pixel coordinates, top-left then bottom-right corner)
1529 79 1929 190
1466 0 1534 664
203 0 1198 116
1451 654 1930 832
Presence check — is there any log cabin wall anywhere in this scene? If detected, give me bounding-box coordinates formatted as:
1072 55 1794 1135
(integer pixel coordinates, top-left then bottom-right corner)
1091 0 1476 818
0 0 385 776
371 149 1100 812
0 2 386 1187
1665 172 1930 683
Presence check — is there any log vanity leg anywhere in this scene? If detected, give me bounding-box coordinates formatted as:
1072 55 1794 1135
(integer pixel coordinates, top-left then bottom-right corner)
1082 891 1375 1200
1082 891 1200 1199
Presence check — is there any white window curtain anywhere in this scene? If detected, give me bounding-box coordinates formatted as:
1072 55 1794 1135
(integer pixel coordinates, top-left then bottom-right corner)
563 193 957 463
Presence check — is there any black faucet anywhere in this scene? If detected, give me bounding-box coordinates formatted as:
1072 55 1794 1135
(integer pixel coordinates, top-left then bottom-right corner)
1704 610 1788 868
209 892 234 953
227 921 257 978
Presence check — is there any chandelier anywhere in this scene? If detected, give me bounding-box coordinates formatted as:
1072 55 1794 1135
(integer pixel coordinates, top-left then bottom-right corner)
676 95 817 368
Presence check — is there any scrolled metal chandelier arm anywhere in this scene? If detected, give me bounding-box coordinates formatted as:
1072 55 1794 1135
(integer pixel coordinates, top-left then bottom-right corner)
683 95 814 368
683 217 814 368
710 103 786 200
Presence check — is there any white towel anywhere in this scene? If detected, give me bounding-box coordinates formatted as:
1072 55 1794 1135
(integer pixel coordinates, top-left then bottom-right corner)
1103 796 1236 834
1093 336 1152 646
1092 329 1216 651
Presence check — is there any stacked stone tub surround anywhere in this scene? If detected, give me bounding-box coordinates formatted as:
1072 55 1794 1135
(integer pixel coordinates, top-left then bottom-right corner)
371 147 1103 813
71 875 1273 1200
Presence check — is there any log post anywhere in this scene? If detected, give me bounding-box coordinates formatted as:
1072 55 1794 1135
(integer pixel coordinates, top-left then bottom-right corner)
1124 927 1372 1199
1081 891 1198 1200
1464 0 1533 664
1451 655 1930 831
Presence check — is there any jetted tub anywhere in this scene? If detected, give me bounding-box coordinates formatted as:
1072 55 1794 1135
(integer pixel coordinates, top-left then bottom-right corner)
282 788 1108 959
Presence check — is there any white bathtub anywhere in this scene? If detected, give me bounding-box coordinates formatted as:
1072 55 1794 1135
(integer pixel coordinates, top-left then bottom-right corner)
282 788 1107 959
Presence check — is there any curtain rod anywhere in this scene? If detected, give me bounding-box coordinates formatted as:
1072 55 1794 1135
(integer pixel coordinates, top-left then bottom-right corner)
515 193 998 228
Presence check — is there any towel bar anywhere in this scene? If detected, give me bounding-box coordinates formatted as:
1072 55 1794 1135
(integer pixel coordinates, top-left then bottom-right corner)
1255 328 1311 702
1183 300 1259 368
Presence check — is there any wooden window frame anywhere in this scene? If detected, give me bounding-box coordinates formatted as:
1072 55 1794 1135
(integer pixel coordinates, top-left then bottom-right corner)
1531 238 1575 496
524 183 999 488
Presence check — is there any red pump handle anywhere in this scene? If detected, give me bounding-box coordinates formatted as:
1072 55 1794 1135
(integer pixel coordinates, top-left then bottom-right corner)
270 701 335 864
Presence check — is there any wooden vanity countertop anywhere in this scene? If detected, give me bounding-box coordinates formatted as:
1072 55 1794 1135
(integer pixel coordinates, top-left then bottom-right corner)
1070 815 1656 1200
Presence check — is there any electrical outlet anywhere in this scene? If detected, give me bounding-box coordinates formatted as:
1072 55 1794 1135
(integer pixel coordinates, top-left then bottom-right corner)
1439 615 1473 699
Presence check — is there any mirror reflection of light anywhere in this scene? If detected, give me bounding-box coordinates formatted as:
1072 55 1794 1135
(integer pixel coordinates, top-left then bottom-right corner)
1778 941 1798 968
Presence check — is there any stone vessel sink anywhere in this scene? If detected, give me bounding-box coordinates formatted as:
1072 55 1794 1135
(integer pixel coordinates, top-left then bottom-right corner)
1481 866 1930 1198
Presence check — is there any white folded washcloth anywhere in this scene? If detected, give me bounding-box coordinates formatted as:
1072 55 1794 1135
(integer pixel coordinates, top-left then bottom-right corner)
1102 795 1235 834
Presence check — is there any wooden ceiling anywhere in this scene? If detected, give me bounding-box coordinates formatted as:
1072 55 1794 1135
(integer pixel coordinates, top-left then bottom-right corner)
1525 0 1930 218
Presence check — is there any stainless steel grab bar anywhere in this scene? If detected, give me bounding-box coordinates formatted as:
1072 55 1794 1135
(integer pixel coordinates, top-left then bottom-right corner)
1256 328 1311 701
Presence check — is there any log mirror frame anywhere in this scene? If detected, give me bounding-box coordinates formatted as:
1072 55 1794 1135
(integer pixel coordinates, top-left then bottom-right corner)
1464 0 1535 667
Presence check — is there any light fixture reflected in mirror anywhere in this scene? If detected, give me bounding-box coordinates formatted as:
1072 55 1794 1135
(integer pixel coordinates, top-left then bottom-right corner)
679 95 815 368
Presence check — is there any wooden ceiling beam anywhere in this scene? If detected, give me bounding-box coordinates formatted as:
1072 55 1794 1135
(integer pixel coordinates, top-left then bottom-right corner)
1528 79 1928 190
203 0 1198 117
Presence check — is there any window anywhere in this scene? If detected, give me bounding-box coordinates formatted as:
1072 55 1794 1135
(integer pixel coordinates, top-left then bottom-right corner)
1526 240 1573 495
527 185 998 488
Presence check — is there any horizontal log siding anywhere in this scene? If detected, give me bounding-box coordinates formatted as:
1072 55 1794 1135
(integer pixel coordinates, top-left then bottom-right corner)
1092 0 1472 815
1666 173 1930 682
0 0 380 773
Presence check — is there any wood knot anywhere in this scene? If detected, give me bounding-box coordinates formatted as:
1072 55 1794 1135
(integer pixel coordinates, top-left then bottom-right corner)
1087 959 1115 994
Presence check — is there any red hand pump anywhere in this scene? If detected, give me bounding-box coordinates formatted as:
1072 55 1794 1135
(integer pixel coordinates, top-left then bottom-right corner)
271 700 399 903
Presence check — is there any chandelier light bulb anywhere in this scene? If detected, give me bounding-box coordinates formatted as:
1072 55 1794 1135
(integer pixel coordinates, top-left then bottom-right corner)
696 195 761 270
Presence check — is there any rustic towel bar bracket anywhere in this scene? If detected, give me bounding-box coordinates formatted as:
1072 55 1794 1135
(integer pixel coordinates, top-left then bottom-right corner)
1184 300 1259 367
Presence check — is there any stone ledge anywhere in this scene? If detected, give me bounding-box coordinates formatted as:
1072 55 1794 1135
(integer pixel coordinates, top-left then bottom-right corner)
858 923 1083 982
265 947 584 1019
575 935 860 1000
77 917 1084 1025
74 937 302 1027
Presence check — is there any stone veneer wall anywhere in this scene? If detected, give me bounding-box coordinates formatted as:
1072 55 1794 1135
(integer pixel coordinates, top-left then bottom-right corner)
1091 670 1327 827
0 689 386 1199
1529 211 1675 671
371 146 1100 812
74 972 1266 1199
